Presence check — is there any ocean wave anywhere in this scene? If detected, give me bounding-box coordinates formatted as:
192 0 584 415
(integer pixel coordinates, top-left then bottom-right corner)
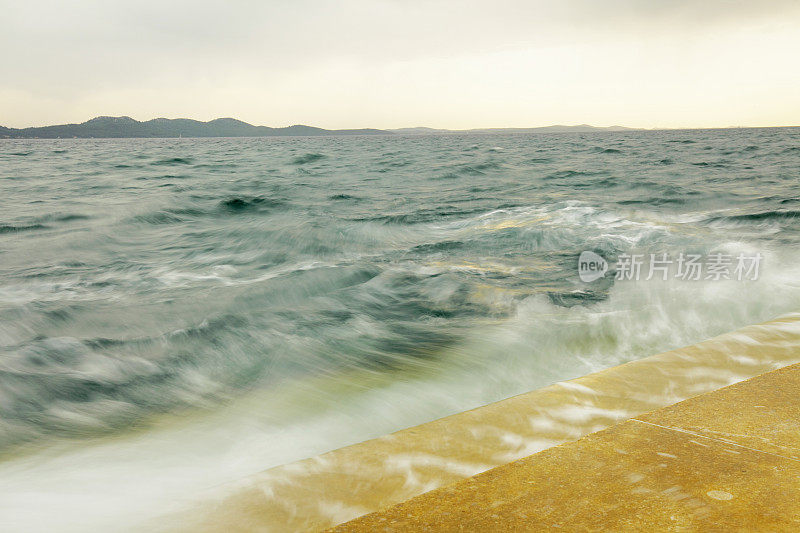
409 240 466 253
218 196 288 212
593 147 622 154
292 152 326 165
351 206 491 225
152 157 194 166
691 161 728 168
0 223 49 234
617 197 686 206
128 197 289 225
707 209 800 224
130 207 205 225
429 172 462 181
35 213 91 223
544 169 605 180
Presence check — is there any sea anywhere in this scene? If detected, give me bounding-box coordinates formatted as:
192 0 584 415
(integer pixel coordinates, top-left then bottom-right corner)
1 128 799 530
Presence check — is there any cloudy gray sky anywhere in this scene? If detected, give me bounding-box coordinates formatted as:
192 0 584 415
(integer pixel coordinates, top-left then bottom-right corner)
2 0 799 129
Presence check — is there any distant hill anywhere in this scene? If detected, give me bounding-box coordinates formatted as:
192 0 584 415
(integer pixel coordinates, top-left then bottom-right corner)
389 124 640 135
0 116 391 139
0 117 647 139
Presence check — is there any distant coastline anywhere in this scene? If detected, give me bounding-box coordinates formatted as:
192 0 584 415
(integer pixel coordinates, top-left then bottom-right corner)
0 116 643 139
0 116 390 139
1 116 796 139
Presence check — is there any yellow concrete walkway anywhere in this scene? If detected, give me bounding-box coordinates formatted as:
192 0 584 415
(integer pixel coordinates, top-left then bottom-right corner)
331 362 800 532
173 314 800 532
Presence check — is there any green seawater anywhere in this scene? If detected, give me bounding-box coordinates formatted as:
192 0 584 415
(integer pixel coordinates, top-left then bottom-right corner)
1 129 800 530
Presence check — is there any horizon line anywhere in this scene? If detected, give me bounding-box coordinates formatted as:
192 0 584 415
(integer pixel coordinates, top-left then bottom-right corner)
3 115 800 133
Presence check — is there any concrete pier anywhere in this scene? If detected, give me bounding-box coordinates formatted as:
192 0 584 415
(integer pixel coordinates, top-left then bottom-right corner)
331 362 800 531
177 313 800 532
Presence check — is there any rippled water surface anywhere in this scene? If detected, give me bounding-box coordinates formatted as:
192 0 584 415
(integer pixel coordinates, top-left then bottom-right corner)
1 129 800 530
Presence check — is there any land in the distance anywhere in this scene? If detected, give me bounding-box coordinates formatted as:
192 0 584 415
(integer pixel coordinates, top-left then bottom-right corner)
0 116 642 139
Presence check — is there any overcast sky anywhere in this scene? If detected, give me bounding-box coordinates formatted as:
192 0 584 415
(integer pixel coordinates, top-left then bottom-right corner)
2 0 799 129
